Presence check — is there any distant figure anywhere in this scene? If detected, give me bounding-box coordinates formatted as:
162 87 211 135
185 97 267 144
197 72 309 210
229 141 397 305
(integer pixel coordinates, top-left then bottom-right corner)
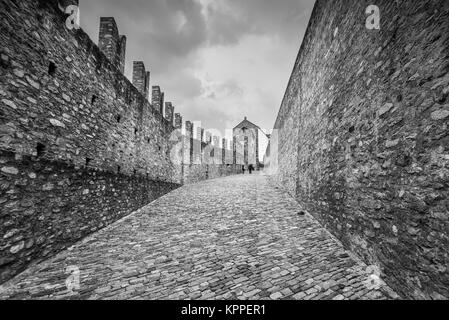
249 164 254 174
242 165 245 174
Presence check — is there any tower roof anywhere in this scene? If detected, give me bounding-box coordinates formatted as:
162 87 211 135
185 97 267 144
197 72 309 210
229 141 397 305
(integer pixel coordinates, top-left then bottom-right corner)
233 117 259 130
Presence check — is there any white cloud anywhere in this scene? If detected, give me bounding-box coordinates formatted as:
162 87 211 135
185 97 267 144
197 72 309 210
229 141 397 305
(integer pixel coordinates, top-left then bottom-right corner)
186 33 300 132
79 0 315 158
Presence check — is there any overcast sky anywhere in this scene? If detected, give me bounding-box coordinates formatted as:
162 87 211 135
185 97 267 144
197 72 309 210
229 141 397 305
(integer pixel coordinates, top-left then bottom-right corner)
79 0 315 142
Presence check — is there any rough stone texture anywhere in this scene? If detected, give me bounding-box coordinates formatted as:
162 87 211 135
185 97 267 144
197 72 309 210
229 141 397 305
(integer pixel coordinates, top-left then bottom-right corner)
265 0 449 299
132 61 149 100
0 150 178 283
98 17 126 74
165 102 174 125
0 174 397 300
183 164 242 185
151 86 164 115
184 121 194 167
0 0 240 284
176 125 243 184
174 113 183 129
0 0 177 180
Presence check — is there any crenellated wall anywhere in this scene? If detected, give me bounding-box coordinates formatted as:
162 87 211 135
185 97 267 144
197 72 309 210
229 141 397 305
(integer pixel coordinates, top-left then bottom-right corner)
151 86 166 116
165 102 174 125
99 17 126 74
174 113 183 129
132 61 150 100
0 0 240 284
265 0 449 299
181 134 242 185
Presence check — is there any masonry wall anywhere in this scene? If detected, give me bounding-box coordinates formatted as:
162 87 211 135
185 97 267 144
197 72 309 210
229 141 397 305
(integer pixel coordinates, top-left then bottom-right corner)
98 17 126 74
266 0 449 299
0 151 177 282
182 164 241 185
152 86 165 116
0 0 242 284
181 136 243 184
132 61 148 98
0 0 182 284
165 102 174 125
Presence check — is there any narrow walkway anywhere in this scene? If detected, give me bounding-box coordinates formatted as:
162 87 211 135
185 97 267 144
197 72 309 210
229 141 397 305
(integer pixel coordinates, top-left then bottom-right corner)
0 174 397 300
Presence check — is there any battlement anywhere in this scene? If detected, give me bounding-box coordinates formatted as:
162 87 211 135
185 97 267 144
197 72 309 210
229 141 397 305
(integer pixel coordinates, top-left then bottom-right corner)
185 121 194 137
132 61 150 100
205 132 212 144
174 113 183 129
0 0 190 176
0 0 242 285
196 127 204 141
165 102 174 125
152 86 165 115
99 17 126 74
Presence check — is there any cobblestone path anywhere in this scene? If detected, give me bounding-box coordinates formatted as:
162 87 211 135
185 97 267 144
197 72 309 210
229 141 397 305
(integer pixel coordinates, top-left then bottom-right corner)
0 174 398 300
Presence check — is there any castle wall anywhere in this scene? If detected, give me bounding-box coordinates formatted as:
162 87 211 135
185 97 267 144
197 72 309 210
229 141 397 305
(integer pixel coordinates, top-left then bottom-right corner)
265 0 449 299
182 163 242 185
165 102 174 125
0 150 177 282
180 131 243 184
152 86 164 115
174 113 183 129
0 0 239 283
132 61 149 99
99 17 126 74
118 35 127 74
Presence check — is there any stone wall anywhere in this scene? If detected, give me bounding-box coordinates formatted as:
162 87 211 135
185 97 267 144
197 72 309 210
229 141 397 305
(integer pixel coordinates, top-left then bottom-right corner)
182 136 243 184
265 0 449 299
0 0 183 284
0 0 239 284
165 102 174 125
98 17 126 74
0 150 178 282
152 86 164 115
132 61 150 99
179 133 243 185
174 113 183 129
182 164 242 185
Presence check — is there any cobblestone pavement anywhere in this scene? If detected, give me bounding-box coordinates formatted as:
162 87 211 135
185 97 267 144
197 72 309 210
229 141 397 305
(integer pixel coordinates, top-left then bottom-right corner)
0 174 399 300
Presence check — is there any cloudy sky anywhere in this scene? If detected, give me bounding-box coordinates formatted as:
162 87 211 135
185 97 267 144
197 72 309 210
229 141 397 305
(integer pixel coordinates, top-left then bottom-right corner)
79 0 315 144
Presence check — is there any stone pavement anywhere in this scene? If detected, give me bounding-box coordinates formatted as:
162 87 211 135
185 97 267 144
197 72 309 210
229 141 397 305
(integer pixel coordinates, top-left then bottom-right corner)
0 174 398 300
